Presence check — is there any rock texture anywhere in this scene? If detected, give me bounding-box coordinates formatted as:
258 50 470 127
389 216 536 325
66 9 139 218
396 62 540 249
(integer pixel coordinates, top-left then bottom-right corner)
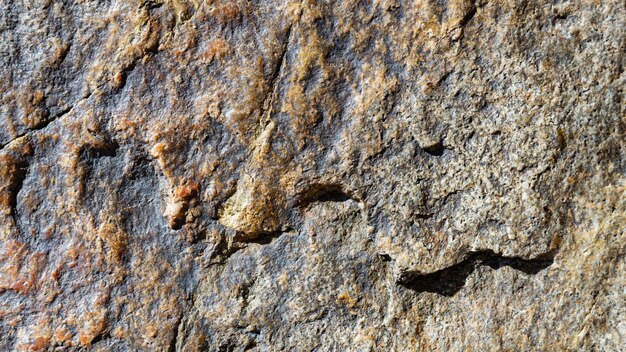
1 0 624 350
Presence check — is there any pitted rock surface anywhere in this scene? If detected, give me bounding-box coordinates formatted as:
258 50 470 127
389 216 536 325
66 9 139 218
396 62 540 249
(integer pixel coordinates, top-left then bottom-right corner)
1 0 624 350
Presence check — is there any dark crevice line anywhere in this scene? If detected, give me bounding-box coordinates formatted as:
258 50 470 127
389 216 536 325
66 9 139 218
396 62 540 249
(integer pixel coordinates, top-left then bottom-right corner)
114 23 160 92
218 228 294 261
257 22 294 126
0 92 92 150
8 160 29 238
57 39 73 67
436 71 452 87
8 162 28 221
89 331 111 347
458 4 477 28
116 60 139 92
237 22 295 191
400 249 557 296
423 139 446 156
1 23 157 152
245 227 294 245
168 313 184 352
268 24 293 97
142 0 164 10
415 212 435 220
297 183 358 208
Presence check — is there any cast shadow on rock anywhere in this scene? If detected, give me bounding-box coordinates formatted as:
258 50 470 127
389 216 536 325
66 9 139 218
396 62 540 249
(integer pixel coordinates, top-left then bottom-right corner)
401 250 556 297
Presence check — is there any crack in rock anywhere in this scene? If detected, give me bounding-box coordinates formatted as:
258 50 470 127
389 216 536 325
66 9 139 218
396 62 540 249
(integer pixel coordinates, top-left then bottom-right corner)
400 250 558 296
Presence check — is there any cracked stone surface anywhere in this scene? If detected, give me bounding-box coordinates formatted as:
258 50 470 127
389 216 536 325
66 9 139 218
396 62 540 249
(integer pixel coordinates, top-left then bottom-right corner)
1 0 624 350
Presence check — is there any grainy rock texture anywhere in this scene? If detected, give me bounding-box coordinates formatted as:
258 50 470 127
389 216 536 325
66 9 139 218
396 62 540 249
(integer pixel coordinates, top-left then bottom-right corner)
1 0 624 350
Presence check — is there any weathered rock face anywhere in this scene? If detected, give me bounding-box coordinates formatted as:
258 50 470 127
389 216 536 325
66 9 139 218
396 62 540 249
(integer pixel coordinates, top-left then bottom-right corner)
0 0 624 350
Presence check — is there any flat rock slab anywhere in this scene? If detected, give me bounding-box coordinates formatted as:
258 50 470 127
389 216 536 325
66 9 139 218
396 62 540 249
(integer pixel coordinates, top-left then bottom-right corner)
1 0 624 350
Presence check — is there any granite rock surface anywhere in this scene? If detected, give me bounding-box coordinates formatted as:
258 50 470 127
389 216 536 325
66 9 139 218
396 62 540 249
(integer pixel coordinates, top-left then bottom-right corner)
0 0 624 350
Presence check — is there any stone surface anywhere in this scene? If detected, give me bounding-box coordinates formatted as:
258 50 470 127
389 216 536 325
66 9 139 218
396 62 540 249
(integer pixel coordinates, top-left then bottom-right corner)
0 0 624 350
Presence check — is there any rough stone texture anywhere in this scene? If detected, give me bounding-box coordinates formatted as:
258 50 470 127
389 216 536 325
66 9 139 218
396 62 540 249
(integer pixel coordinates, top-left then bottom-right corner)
0 0 624 350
